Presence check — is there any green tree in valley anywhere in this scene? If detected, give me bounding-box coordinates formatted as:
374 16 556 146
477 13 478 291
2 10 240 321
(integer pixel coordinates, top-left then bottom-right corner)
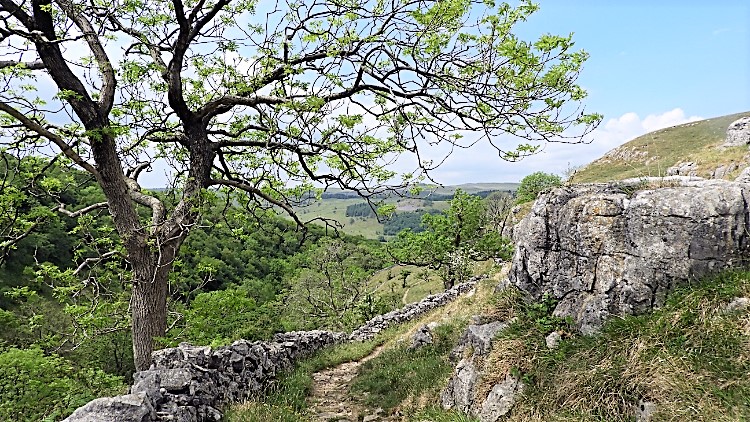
0 0 600 369
515 171 563 204
389 190 513 288
285 238 384 330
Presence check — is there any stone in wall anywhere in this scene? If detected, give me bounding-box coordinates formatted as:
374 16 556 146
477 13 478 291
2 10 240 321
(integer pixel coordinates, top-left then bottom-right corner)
509 178 750 334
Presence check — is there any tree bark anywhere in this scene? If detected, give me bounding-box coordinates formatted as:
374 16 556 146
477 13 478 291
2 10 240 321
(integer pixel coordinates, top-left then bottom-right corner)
129 242 180 371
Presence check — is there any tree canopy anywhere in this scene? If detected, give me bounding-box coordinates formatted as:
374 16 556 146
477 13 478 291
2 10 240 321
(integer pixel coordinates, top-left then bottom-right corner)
516 171 563 204
389 190 513 288
0 0 600 369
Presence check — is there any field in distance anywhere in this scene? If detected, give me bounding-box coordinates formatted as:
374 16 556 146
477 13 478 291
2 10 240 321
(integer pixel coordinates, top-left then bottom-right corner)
294 183 519 239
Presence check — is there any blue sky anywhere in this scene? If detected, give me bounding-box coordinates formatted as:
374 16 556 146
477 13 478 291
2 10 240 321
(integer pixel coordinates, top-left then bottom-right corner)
432 0 750 184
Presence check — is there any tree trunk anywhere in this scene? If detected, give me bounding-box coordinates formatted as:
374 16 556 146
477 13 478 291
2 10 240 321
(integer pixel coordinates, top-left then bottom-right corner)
130 244 178 371
444 266 455 290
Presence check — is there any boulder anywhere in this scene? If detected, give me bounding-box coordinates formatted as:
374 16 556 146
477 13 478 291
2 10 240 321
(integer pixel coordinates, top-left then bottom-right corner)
724 117 750 147
63 392 156 422
545 331 562 349
509 179 750 334
665 161 697 177
410 324 434 349
725 297 750 313
440 358 479 413
478 375 524 422
453 321 509 356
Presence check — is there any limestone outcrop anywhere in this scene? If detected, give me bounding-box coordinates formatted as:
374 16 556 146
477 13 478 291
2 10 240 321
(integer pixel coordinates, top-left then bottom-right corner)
440 317 521 422
724 116 750 147
509 178 750 334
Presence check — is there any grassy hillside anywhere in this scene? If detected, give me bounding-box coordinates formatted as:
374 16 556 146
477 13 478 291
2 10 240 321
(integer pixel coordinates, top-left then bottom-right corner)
572 111 750 183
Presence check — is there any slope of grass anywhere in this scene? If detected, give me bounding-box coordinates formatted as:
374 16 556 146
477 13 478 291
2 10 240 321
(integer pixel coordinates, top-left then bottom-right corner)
572 111 750 183
479 270 750 421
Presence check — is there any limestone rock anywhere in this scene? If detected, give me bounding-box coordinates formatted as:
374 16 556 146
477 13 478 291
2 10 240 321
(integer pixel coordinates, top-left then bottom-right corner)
455 321 509 356
725 297 750 313
440 358 479 413
545 331 562 349
478 375 524 422
724 116 750 147
63 392 156 422
712 162 738 179
635 399 657 422
410 324 434 349
500 204 528 239
510 179 750 334
735 167 750 183
666 161 697 177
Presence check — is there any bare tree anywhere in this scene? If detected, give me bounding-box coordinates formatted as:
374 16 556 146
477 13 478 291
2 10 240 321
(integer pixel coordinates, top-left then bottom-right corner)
0 0 600 370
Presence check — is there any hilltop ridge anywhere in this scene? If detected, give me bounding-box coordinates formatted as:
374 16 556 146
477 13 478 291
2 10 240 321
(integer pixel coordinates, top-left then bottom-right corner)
571 111 750 183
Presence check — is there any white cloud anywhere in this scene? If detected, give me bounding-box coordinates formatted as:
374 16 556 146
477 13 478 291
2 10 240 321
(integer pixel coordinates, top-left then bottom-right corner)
423 108 704 184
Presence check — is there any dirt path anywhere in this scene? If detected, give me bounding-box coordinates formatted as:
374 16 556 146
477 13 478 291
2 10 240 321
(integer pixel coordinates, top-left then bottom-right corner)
307 344 392 422
401 287 410 305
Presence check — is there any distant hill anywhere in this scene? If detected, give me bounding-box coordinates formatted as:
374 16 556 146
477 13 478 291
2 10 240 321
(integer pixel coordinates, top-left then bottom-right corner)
320 182 518 199
571 111 750 183
298 182 519 239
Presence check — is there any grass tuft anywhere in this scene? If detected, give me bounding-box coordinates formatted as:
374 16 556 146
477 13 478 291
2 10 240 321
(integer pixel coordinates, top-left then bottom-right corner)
484 270 750 421
350 322 465 413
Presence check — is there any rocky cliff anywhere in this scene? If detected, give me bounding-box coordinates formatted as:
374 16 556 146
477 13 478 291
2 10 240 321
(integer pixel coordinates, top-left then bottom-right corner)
509 177 750 334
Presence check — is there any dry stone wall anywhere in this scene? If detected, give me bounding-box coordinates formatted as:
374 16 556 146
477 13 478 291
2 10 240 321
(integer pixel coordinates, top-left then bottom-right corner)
349 279 478 341
64 331 345 422
64 280 477 422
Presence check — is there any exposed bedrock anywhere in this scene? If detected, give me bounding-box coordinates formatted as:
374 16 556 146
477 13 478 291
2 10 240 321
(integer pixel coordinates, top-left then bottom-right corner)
509 178 750 334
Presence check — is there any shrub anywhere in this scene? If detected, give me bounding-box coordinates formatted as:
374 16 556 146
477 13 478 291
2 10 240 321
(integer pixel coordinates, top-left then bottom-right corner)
0 347 124 422
515 171 562 204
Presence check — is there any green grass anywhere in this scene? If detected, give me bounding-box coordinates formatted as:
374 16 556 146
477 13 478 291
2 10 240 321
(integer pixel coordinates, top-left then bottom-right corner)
293 197 452 239
224 336 387 421
350 321 465 413
479 270 750 421
367 265 445 306
572 111 750 183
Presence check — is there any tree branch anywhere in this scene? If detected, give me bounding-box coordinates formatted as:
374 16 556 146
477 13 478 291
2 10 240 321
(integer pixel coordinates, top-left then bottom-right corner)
0 60 45 70
0 101 99 177
55 0 117 115
209 177 304 227
72 250 121 276
57 202 109 218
